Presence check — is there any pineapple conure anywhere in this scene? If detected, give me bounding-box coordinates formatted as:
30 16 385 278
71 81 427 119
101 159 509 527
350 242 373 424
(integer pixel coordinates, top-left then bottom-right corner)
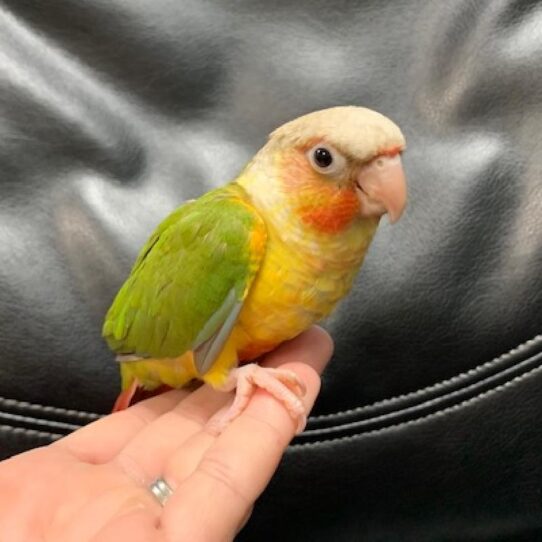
102 106 408 433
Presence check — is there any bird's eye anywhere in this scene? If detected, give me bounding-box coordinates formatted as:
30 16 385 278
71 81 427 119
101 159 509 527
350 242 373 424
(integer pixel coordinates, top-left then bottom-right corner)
314 147 333 168
307 144 347 176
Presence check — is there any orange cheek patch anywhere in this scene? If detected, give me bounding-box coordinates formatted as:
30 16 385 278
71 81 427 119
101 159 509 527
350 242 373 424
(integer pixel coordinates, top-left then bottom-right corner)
298 188 359 234
279 150 360 234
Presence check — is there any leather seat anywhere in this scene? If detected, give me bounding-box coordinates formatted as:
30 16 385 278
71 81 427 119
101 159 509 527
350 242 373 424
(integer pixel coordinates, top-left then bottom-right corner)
1 1 541 539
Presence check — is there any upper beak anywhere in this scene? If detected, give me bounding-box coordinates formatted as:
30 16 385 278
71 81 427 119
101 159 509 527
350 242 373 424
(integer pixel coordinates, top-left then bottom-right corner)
355 153 407 223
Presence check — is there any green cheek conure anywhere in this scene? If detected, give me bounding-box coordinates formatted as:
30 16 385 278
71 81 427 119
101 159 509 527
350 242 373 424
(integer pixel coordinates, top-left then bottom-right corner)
102 106 407 433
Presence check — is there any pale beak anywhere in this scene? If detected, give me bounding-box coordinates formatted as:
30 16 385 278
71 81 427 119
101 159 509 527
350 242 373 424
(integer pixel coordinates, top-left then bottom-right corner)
355 154 407 223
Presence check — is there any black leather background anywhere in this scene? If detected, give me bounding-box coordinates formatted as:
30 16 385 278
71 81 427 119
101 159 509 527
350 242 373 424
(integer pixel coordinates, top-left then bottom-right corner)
0 1 541 540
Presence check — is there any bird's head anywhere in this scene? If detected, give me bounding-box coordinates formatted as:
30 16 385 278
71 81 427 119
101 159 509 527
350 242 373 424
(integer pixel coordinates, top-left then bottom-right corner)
240 106 407 235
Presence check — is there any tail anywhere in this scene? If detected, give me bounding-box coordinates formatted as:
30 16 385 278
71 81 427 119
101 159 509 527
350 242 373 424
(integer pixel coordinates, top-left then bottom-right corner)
112 378 174 412
112 376 140 412
111 353 197 412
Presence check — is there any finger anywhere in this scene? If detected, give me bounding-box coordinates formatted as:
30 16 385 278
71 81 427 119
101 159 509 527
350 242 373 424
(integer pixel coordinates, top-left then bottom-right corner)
162 327 332 485
56 389 190 463
113 383 231 485
160 327 332 541
160 326 332 486
117 326 331 486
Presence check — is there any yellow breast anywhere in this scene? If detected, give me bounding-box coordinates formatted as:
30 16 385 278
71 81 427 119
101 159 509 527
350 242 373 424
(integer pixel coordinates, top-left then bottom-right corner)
234 214 378 360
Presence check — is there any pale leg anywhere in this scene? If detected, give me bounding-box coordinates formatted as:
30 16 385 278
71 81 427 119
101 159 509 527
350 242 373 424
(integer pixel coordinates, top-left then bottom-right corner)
211 363 308 434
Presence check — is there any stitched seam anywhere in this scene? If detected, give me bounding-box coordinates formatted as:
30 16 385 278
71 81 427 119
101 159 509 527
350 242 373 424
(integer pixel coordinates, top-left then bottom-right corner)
0 397 101 419
1 334 540 424
311 333 542 420
301 350 542 438
291 359 542 449
0 424 64 440
0 412 82 432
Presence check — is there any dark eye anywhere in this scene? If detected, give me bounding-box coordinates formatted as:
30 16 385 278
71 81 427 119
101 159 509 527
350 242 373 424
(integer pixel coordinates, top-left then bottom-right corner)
307 144 346 175
313 147 333 168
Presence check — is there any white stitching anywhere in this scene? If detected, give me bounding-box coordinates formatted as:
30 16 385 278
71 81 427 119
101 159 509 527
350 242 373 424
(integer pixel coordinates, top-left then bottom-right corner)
0 397 101 420
310 333 542 420
0 424 63 440
292 358 542 448
0 334 540 425
0 411 82 432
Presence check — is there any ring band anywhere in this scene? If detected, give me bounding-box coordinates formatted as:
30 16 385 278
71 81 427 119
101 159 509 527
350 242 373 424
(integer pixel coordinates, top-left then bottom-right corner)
149 477 173 506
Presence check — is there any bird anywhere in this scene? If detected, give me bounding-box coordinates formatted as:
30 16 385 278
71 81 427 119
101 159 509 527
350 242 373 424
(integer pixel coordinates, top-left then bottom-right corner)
102 106 407 433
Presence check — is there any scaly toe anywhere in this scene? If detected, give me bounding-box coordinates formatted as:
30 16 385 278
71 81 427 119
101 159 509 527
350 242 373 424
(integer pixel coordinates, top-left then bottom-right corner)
269 368 307 397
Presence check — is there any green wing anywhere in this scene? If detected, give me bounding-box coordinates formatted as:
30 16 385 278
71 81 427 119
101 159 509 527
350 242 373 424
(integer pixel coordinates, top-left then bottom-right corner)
102 184 266 373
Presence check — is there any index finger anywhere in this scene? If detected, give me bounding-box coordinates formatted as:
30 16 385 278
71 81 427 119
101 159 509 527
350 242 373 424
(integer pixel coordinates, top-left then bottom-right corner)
160 326 333 541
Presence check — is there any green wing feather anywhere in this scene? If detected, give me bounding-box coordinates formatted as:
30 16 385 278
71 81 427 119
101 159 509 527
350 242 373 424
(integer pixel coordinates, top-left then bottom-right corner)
102 183 266 368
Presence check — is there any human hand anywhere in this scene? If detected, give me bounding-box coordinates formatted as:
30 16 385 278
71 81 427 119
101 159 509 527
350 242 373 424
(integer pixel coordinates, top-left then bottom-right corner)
0 327 332 541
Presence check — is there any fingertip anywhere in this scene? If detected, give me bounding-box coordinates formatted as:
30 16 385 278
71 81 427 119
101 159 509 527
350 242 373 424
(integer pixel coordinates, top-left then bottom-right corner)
303 325 335 372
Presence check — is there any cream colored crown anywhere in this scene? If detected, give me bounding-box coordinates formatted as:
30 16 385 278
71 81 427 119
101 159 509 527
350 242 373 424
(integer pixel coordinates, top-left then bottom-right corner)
269 106 405 163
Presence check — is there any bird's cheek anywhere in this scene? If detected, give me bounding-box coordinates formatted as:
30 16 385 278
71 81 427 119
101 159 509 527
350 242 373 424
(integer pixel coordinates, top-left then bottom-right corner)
297 185 360 234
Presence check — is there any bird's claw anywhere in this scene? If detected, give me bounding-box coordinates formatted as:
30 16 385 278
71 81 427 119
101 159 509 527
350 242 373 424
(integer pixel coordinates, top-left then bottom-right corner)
208 364 307 434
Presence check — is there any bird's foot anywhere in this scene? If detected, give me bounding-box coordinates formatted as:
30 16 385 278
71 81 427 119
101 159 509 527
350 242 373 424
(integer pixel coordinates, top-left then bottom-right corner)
210 364 307 434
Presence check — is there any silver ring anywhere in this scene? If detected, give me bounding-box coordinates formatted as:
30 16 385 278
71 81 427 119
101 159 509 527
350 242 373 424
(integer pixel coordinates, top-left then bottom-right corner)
149 477 173 506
